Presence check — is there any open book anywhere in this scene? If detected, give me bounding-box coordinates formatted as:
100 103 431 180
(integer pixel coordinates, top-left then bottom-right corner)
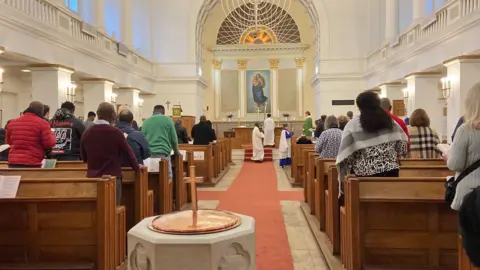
436 144 451 155
0 144 10 153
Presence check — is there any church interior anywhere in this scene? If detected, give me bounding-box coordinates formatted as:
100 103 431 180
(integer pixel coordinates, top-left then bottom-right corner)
1 0 480 269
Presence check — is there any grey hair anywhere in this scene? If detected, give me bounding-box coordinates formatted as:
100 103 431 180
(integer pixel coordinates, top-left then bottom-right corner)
379 97 392 111
324 115 339 129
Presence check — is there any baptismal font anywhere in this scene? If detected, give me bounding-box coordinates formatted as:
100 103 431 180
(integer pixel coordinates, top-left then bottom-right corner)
148 166 242 234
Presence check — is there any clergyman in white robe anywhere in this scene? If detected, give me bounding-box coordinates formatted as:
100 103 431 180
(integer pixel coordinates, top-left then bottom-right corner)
263 115 275 147
251 125 265 162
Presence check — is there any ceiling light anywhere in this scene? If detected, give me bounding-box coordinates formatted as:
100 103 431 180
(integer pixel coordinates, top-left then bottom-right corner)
21 69 31 73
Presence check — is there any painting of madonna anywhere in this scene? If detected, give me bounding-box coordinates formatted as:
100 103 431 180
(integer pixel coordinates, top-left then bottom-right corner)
246 70 271 113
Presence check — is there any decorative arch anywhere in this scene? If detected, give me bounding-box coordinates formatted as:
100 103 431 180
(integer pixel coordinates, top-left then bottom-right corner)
216 3 300 45
194 0 329 71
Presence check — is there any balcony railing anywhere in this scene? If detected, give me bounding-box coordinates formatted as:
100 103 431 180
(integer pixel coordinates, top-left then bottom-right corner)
1 0 153 76
367 0 480 71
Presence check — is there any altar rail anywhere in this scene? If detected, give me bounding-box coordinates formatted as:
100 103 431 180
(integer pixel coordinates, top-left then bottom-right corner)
367 0 480 71
1 0 153 75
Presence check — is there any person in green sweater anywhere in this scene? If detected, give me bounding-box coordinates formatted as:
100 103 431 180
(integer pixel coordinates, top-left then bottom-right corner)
141 105 179 180
303 111 313 136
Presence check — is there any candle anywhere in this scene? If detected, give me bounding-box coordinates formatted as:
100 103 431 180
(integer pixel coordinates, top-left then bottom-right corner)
277 109 280 117
237 109 240 117
264 101 267 114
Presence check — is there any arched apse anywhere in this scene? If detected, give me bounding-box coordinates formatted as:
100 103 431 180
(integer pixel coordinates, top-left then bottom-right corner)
195 0 330 70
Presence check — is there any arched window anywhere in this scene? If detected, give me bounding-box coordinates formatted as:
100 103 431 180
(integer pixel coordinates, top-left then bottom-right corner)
65 0 78 12
425 0 446 15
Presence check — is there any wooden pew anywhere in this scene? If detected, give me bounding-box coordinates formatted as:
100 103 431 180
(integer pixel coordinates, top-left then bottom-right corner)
305 151 318 211
0 176 124 270
400 158 445 166
0 167 151 230
290 142 314 186
459 236 480 270
324 165 454 256
178 145 215 186
314 158 335 230
341 176 458 270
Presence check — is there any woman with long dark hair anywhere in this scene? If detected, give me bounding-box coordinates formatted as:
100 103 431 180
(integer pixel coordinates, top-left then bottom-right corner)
336 91 408 195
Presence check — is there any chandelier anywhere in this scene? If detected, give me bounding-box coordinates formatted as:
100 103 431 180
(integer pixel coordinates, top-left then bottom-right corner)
221 0 292 31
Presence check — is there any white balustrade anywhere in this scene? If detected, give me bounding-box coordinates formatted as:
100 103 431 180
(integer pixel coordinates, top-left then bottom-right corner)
367 0 480 71
0 0 153 75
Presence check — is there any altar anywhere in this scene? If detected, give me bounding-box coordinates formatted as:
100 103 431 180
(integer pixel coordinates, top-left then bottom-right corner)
212 120 304 149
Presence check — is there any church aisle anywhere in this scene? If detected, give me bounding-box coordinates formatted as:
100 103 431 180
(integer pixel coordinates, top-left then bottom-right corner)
199 162 327 270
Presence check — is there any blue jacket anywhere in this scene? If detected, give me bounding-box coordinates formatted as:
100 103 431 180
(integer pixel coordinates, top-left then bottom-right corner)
116 121 151 165
452 116 464 142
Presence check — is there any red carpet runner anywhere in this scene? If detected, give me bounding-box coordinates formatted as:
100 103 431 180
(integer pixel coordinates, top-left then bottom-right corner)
198 162 303 270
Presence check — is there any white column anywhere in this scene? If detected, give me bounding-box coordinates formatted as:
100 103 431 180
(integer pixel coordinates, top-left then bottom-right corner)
379 83 404 102
444 56 480 142
238 60 247 118
405 72 444 137
413 0 426 22
385 0 399 42
212 59 222 119
120 0 133 47
93 0 106 31
269 59 279 117
30 65 74 114
81 79 114 119
295 58 305 117
117 88 141 121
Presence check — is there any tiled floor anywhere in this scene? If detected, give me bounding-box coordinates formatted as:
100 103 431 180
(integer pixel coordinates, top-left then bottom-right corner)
198 152 327 270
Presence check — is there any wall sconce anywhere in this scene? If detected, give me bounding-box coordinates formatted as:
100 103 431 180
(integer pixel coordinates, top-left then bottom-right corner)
440 76 452 101
65 83 76 102
0 68 4 93
138 98 144 108
110 93 117 104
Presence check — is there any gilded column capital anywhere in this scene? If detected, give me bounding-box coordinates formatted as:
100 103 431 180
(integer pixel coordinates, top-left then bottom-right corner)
294 57 306 68
269 59 279 69
212 59 222 69
237 59 247 70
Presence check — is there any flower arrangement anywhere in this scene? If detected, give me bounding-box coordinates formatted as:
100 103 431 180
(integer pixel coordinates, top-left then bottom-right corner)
226 113 233 119
282 113 290 117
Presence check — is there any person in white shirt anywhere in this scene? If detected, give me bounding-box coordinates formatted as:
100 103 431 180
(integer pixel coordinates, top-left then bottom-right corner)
251 122 265 162
263 113 275 147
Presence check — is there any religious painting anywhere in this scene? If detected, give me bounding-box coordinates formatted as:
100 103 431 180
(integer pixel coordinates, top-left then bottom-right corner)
246 70 271 114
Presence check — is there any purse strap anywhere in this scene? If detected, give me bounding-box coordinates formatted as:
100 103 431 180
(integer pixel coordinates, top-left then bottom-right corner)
455 159 480 184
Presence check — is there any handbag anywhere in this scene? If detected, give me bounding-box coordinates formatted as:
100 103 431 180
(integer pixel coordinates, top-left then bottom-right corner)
445 159 480 204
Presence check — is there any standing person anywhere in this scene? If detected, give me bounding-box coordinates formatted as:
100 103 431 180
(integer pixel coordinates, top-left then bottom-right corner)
191 116 216 145
279 124 294 167
336 91 408 196
80 102 140 205
175 119 189 144
315 115 342 158
141 105 179 180
206 120 217 142
50 101 86 160
43 105 50 121
6 101 56 168
84 111 96 130
314 115 327 138
347 111 354 120
251 122 265 162
380 97 410 147
303 111 313 136
407 109 441 158
116 109 151 165
263 113 275 147
337 115 349 131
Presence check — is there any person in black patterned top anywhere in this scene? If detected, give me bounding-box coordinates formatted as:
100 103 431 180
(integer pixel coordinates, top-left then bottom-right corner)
315 115 342 158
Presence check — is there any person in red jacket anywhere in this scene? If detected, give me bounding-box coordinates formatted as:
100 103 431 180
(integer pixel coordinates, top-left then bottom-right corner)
380 98 410 148
6 101 56 168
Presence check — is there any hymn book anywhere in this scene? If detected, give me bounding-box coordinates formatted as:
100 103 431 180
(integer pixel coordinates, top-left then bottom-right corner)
436 144 451 155
0 175 21 198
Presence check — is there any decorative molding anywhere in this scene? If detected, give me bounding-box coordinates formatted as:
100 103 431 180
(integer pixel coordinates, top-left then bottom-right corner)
210 43 309 53
28 63 75 73
117 87 141 93
294 57 306 68
237 60 247 70
378 82 404 87
269 59 279 69
155 76 208 88
212 59 222 69
442 54 480 65
81 78 115 85
404 71 442 79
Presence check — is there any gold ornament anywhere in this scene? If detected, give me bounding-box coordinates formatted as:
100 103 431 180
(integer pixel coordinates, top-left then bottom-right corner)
295 57 306 68
237 60 247 70
269 59 279 69
212 59 222 69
